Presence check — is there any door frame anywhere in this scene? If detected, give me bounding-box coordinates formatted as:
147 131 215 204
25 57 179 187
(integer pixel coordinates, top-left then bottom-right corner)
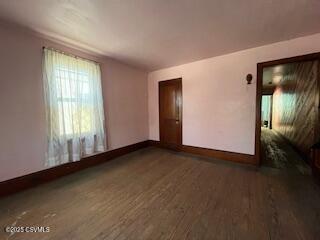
158 78 183 150
255 52 320 165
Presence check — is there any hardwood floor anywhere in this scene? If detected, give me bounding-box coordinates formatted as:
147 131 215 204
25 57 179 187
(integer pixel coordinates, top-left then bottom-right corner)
261 128 310 174
1 147 320 240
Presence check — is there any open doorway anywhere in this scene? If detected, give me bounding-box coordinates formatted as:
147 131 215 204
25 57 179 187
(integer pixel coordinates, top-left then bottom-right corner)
261 95 272 129
256 53 320 174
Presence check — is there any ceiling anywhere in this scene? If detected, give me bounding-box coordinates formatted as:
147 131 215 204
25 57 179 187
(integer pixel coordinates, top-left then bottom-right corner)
0 0 320 71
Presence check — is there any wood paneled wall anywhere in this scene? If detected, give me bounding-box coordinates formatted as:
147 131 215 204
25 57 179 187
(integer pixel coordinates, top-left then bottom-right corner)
272 60 319 156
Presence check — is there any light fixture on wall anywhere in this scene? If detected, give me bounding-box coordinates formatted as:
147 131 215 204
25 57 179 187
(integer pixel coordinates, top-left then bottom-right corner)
246 74 253 84
272 74 282 84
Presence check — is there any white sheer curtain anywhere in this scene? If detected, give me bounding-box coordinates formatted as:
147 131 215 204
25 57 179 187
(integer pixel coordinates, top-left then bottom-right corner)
43 48 106 167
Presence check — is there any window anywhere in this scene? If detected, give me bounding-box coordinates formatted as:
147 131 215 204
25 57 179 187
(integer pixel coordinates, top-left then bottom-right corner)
55 66 92 135
43 48 106 167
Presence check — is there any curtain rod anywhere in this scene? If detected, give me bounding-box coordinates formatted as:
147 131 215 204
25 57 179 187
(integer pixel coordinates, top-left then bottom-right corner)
42 46 100 65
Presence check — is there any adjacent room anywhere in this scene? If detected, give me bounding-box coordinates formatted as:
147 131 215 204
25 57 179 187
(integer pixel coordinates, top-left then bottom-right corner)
0 1 320 239
260 60 319 174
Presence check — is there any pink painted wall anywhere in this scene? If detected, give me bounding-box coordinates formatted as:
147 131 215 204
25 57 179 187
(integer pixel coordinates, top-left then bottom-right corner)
0 22 148 182
148 33 320 155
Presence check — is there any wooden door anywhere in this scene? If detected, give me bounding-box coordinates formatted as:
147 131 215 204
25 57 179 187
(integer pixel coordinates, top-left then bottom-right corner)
159 78 182 150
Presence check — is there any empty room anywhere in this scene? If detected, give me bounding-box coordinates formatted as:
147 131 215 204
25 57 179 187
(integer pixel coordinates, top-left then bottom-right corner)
0 1 320 239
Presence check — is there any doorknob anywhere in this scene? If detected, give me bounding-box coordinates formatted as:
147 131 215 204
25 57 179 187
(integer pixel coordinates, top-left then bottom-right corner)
175 120 179 124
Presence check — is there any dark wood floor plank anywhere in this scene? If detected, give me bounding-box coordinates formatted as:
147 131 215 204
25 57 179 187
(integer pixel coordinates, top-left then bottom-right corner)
41 149 188 240
93 155 198 239
1 147 320 240
108 156 201 240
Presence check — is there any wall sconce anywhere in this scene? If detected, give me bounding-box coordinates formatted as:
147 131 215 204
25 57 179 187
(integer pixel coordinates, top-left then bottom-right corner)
246 74 253 84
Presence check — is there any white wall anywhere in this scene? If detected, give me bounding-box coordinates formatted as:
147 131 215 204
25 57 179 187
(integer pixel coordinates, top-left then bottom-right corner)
148 33 320 155
0 22 148 182
102 59 149 149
